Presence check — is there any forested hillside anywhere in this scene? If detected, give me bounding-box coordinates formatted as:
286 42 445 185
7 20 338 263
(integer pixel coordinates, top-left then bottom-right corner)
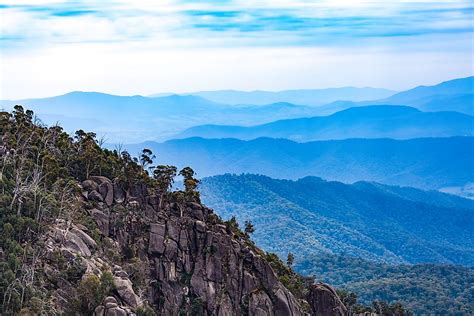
199 174 474 265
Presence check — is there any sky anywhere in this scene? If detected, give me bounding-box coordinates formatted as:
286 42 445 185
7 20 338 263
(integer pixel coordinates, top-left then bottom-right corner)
0 0 473 99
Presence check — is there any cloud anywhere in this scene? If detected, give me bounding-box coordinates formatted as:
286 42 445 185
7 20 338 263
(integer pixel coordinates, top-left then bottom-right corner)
184 3 473 39
1 0 472 51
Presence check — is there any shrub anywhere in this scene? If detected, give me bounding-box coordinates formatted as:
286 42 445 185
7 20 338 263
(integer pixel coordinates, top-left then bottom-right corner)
136 305 157 316
72 272 115 314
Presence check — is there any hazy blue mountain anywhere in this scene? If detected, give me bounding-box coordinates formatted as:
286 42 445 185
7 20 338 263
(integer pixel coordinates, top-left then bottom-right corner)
176 105 474 141
160 87 396 106
3 77 470 143
375 76 474 115
1 92 222 141
320 77 474 115
1 92 324 142
385 76 473 102
199 174 474 266
120 136 474 191
1 92 223 117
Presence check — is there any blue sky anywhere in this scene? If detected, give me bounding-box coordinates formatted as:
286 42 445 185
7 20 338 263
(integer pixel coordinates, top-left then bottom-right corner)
1 0 473 99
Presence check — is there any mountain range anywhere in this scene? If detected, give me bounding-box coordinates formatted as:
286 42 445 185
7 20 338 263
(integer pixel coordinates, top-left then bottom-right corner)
323 76 474 115
176 105 474 141
0 93 322 142
2 76 472 142
199 174 474 265
120 136 474 192
157 87 396 106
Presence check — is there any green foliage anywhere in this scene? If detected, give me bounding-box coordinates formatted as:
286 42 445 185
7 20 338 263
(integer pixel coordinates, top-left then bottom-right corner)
287 252 294 267
264 252 311 299
227 216 239 229
63 256 87 282
179 167 200 201
337 289 411 315
244 220 255 237
73 274 102 314
140 148 155 171
127 257 148 292
0 107 224 315
71 272 115 314
225 216 245 240
153 165 177 194
136 305 157 316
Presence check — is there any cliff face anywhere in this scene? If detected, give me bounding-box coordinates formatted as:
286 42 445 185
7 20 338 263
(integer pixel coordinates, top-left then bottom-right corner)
42 175 345 315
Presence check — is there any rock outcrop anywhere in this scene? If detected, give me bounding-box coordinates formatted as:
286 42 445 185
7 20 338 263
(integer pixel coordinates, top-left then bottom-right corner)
307 283 347 316
40 175 346 315
95 296 133 316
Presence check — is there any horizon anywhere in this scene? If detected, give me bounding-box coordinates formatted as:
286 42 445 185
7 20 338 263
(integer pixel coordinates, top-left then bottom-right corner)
2 74 473 101
1 0 473 99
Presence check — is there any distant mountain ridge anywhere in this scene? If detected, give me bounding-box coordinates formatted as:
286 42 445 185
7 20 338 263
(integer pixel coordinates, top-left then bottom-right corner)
322 76 474 115
374 76 474 115
199 174 474 265
0 92 323 142
119 136 474 191
2 77 471 142
177 105 474 141
155 87 396 106
385 76 473 102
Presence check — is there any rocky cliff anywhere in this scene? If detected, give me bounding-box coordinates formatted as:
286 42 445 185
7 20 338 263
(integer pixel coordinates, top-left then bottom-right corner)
41 175 346 315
